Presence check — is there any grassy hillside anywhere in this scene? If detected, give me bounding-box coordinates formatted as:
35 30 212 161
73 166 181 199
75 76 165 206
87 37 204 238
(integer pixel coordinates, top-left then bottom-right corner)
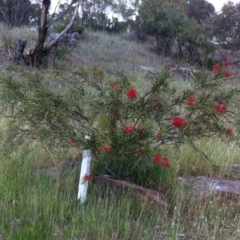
0 25 240 239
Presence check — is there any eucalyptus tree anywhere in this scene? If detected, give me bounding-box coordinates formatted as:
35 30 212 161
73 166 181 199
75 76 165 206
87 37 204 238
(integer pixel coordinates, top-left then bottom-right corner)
11 0 82 67
0 0 40 27
212 1 240 50
186 0 215 24
139 0 186 56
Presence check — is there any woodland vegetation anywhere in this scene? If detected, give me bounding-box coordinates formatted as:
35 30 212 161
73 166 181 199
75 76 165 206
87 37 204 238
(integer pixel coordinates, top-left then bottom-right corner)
0 0 240 239
1 0 240 66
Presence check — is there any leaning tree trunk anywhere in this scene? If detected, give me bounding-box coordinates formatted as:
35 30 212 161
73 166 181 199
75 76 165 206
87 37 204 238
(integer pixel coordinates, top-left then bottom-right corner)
11 0 80 67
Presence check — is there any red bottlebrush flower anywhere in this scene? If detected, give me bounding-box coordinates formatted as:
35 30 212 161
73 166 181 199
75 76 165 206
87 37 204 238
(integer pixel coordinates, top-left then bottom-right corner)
187 97 197 106
137 148 145 156
153 154 161 163
212 64 221 73
223 61 230 67
156 132 163 140
172 117 187 128
136 124 145 133
112 83 118 89
153 154 171 168
69 139 78 148
112 83 122 93
223 71 231 77
214 103 226 114
123 124 133 134
226 128 233 134
82 174 92 182
101 143 112 153
127 88 138 99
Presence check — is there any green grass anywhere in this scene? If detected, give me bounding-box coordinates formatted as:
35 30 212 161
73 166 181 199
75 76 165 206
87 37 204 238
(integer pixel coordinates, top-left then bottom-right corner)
75 31 162 75
0 124 239 239
168 137 240 178
0 150 239 240
0 23 37 52
0 146 166 239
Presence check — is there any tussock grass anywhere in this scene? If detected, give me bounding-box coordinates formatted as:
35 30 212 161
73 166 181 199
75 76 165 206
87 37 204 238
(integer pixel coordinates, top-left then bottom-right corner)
0 23 37 52
168 137 240 178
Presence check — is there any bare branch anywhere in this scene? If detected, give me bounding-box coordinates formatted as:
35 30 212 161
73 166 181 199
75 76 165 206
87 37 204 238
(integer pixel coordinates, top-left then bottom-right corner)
46 0 80 49
52 0 61 16
10 0 81 66
46 0 78 28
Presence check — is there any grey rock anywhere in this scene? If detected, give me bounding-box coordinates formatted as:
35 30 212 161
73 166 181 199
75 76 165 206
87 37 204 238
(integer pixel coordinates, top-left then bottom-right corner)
137 65 159 73
178 176 240 204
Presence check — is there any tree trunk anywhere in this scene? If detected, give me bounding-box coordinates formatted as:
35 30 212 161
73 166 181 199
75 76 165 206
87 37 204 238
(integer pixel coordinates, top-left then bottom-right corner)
27 0 50 66
11 0 80 67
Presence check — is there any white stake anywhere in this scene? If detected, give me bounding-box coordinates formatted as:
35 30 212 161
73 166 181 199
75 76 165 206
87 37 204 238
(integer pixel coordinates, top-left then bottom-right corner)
78 136 92 203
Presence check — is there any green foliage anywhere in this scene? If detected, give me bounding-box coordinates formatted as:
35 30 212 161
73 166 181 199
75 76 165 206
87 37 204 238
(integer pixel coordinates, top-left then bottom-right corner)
53 47 67 61
0 72 73 147
81 0 115 30
212 2 240 50
0 65 239 187
139 0 185 56
186 0 215 24
197 58 219 70
94 152 170 188
71 25 85 35
177 20 215 62
138 0 214 59
0 0 40 27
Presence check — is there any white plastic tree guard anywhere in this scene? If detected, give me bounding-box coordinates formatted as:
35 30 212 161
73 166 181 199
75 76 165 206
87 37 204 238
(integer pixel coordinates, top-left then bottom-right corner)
77 136 92 203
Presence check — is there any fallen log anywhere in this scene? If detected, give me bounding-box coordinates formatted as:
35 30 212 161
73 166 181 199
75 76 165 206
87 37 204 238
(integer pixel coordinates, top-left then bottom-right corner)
95 176 170 209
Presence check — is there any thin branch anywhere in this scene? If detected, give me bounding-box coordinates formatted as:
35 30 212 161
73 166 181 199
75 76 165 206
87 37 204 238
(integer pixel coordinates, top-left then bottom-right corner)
52 0 61 16
93 152 116 177
46 0 78 28
190 142 210 161
44 142 56 163
127 156 145 175
40 110 49 128
46 0 80 49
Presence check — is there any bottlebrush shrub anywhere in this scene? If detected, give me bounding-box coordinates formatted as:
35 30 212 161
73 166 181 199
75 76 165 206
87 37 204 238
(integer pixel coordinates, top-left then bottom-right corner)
0 66 239 188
